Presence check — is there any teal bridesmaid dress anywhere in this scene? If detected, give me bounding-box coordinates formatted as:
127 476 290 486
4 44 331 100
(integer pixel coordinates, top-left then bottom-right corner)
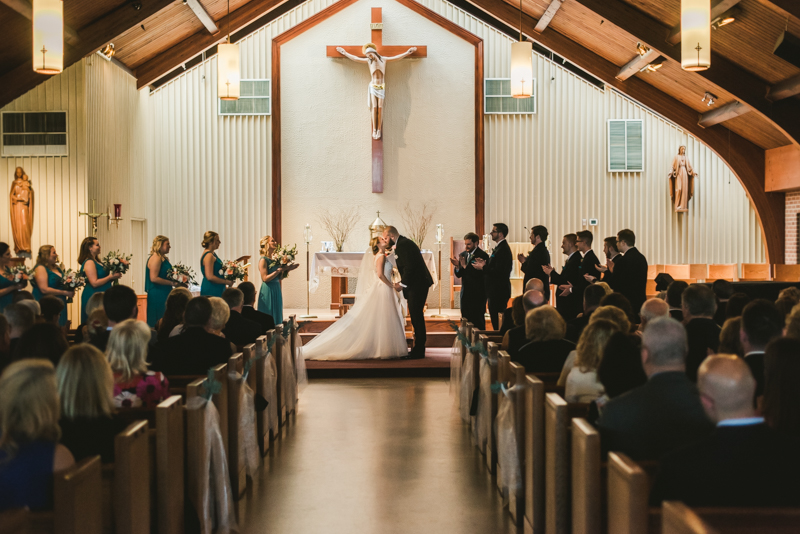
257 257 283 324
80 259 112 324
146 255 172 328
33 266 68 326
0 275 16 313
200 251 226 297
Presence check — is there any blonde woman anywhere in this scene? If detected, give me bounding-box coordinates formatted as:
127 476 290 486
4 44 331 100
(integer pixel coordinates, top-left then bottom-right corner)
0 360 75 511
208 297 237 353
559 306 631 386
32 245 73 327
200 231 232 297
565 319 620 403
107 319 169 409
257 235 298 324
146 235 178 327
513 305 575 373
56 344 127 462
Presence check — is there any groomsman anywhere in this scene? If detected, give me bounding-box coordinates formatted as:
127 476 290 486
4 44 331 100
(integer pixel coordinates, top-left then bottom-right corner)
585 236 620 287
601 229 648 315
451 232 489 329
518 225 550 301
543 234 583 321
576 230 601 298
473 223 513 330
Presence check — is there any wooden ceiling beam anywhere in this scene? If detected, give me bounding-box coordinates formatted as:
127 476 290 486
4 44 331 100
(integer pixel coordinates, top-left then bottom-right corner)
533 0 564 33
698 100 751 127
186 0 219 33
465 0 784 263
616 48 659 80
768 73 800 101
0 0 81 46
135 0 291 88
666 0 742 46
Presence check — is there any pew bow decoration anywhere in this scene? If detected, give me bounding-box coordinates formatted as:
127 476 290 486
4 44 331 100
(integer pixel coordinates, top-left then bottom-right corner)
200 367 223 402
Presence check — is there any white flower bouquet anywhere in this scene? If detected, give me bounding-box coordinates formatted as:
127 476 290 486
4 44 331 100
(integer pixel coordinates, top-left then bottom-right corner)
270 244 298 280
101 250 133 284
4 265 33 285
219 260 246 283
166 263 197 287
60 269 86 302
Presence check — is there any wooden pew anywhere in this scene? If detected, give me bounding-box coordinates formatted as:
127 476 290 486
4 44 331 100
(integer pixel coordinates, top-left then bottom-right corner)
523 375 545 534
289 314 300 406
571 418 601 534
255 333 275 454
273 327 287 427
0 509 28 534
155 396 183 534
227 353 247 500
545 393 571 534
507 361 527 525
607 452 660 534
186 364 229 457
167 375 205 398
475 334 492 457
662 501 800 534
476 329 503 344
100 420 150 534
495 351 511 491
483 342 500 474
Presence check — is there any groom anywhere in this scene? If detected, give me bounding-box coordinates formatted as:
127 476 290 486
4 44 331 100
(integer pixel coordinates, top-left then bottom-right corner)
382 226 433 359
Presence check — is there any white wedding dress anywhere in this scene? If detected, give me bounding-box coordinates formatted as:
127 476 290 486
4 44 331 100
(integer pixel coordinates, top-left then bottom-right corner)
302 251 408 360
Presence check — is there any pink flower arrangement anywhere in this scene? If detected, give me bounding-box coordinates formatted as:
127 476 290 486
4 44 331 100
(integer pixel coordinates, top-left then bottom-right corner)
101 250 133 284
4 265 33 284
219 260 246 282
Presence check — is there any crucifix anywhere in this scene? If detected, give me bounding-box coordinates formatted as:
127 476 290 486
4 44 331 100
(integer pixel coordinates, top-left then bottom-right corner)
327 8 427 193
78 199 108 237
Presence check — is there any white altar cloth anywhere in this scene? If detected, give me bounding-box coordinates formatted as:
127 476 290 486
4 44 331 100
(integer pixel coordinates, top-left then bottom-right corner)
309 251 438 292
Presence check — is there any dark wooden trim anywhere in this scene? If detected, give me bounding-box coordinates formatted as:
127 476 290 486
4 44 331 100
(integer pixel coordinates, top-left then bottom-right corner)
768 0 800 20
271 0 485 241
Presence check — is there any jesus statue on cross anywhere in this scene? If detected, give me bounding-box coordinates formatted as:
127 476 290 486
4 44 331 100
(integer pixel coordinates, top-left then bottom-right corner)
336 43 417 140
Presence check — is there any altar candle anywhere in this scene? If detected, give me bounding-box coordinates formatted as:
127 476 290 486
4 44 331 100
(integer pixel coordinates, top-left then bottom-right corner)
435 224 444 244
304 224 312 244
113 204 122 219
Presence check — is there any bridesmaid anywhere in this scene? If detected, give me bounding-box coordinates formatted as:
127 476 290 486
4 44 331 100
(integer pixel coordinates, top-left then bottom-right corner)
200 231 232 297
257 235 298 324
32 245 74 327
0 242 28 312
78 237 121 324
145 235 178 328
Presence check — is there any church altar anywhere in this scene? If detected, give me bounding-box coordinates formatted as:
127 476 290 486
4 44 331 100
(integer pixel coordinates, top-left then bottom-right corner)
309 251 438 293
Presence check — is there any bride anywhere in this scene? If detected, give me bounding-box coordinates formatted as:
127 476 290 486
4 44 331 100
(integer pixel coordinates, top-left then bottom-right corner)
302 236 407 360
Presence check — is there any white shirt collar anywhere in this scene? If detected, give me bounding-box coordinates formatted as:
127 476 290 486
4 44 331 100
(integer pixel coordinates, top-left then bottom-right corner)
745 351 765 357
495 238 506 245
717 417 764 427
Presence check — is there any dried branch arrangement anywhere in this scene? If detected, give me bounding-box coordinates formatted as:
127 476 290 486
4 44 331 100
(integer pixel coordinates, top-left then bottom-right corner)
400 201 436 247
318 208 360 252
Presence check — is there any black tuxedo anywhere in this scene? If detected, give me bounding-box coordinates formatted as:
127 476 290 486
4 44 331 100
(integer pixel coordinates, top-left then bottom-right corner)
223 310 263 348
241 305 275 333
576 250 601 299
482 240 513 330
454 247 489 330
600 254 620 288
684 318 721 382
520 242 551 300
745 351 765 398
610 247 648 316
151 326 233 376
549 252 583 321
394 235 434 356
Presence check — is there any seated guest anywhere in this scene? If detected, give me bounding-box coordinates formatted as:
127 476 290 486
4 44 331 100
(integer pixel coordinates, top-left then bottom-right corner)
666 281 688 322
0 315 9 374
565 319 619 403
636 298 669 335
718 317 744 357
86 309 109 347
763 337 800 439
17 299 41 322
500 296 524 343
654 273 674 293
682 284 721 382
500 278 544 335
208 297 237 354
0 360 75 511
11 290 35 304
239 281 275 332
107 319 170 409
775 296 797 320
4 302 35 356
650 355 800 507
559 305 632 385
566 284 607 343
76 291 105 343
725 292 750 319
512 305 574 373
740 299 783 398
157 287 192 342
222 288 262 347
39 295 65 325
595 282 612 296
588 334 648 423
599 292 636 329
778 286 800 302
12 323 69 366
56 345 128 462
91 284 140 352
503 290 546 357
597 318 712 461
711 279 734 326
784 303 800 339
152 296 233 376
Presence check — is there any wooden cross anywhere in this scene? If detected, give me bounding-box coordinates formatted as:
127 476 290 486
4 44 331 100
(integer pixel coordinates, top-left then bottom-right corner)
327 8 427 193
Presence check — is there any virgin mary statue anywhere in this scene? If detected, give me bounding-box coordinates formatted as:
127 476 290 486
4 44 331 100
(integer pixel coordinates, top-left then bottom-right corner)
668 146 697 213
10 167 34 255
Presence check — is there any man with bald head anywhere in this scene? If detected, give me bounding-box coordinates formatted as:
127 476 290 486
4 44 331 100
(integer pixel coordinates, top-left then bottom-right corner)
503 290 546 358
637 298 669 334
597 317 712 461
651 355 800 506
499 278 546 335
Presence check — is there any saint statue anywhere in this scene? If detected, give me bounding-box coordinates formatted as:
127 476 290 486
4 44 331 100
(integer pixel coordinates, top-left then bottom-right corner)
9 167 34 256
335 43 417 140
668 146 698 213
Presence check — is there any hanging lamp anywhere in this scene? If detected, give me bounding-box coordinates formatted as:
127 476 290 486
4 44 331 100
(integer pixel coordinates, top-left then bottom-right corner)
681 0 711 71
32 0 63 75
510 0 533 98
218 0 240 100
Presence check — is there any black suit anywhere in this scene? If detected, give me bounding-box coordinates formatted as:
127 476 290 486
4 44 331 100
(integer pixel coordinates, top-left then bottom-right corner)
611 247 648 316
576 249 601 301
454 247 488 330
223 310 263 348
565 309 595 343
241 305 275 333
151 326 233 376
600 254 620 288
650 423 800 506
482 240 513 330
394 236 434 356
520 242 551 300
684 318 721 382
498 306 515 335
550 252 583 322
597 371 714 461
712 300 728 327
745 351 765 398
505 325 528 360
512 338 575 374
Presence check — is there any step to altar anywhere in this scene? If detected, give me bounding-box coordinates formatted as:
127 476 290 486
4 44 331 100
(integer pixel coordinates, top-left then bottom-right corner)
304 348 451 378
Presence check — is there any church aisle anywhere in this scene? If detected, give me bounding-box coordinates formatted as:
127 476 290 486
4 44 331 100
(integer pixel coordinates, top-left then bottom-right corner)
238 378 518 534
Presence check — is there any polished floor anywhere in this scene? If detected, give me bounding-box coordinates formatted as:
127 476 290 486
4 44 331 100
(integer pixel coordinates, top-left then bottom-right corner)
238 378 518 534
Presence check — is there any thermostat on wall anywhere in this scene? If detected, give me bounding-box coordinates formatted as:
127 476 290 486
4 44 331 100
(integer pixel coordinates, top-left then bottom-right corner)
589 218 599 226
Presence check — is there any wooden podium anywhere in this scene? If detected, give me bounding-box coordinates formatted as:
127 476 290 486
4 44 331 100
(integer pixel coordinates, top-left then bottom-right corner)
234 256 252 282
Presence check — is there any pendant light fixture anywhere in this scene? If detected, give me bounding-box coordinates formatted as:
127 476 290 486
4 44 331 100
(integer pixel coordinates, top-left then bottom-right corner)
510 0 532 98
218 0 240 100
680 0 711 71
32 0 64 75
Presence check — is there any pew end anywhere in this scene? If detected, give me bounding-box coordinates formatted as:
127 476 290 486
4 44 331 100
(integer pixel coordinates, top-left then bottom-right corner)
571 418 602 534
523 375 545 534
114 420 151 534
227 353 247 500
662 501 800 534
156 396 184 534
507 362 527 526
545 393 571 534
607 452 659 534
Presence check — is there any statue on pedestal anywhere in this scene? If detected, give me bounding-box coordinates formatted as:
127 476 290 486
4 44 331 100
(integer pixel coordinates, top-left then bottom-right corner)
668 146 698 213
9 167 34 256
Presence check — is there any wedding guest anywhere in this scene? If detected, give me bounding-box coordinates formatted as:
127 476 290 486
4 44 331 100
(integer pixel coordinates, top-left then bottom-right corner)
778 286 800 302
636 298 669 334
0 360 75 512
600 230 648 318
56 345 127 462
666 280 688 322
565 319 620 403
452 232 489 330
683 284 721 382
239 281 275 333
740 299 783 398
518 225 550 300
775 296 796 320
472 223 513 330
763 337 800 439
512 305 574 373
725 292 750 319
500 296 525 339
200 231 232 298
712 279 734 326
565 283 607 343
146 235 179 328
0 242 27 313
591 334 647 420
78 237 121 325
18 299 40 321
559 305 631 386
39 295 64 325
86 309 109 348
4 302 35 358
11 290 34 303
599 292 636 329
543 234 583 322
503 289 546 358
107 319 169 409
222 288 262 347
157 287 193 342
718 317 744 357
258 235 297 324
90 285 139 352
500 278 544 337
209 297 237 354
76 291 104 343
32 245 73 327
575 230 601 299
12 323 69 366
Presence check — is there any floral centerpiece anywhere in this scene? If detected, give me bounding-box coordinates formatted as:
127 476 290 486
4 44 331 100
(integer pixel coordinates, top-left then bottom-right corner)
166 263 197 287
4 265 33 285
220 260 247 283
60 269 86 303
270 244 297 280
101 250 133 285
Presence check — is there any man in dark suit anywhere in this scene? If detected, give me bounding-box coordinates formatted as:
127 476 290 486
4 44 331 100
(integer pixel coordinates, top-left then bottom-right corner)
565 283 606 343
666 280 688 323
575 230 601 299
711 279 733 326
585 236 620 288
682 284 721 382
452 232 489 330
222 287 263 347
518 225 550 301
473 223 513 330
597 317 713 461
91 284 140 352
740 299 783 398
600 229 648 317
383 226 434 359
238 281 275 332
505 289 546 359
542 234 583 322
650 355 800 507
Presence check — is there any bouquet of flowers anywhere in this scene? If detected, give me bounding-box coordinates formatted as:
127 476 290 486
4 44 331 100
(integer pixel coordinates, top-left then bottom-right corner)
166 263 197 287
4 265 33 285
219 260 247 283
101 250 133 285
60 269 86 303
270 244 298 280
